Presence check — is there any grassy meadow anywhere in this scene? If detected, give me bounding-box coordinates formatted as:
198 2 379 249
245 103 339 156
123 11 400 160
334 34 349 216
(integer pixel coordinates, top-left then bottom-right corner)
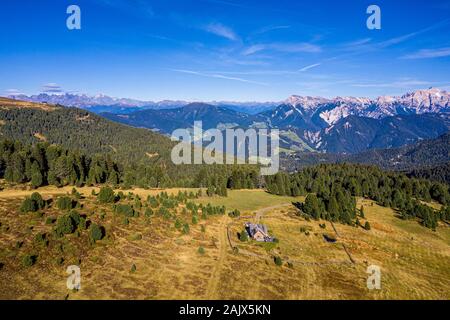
0 186 448 300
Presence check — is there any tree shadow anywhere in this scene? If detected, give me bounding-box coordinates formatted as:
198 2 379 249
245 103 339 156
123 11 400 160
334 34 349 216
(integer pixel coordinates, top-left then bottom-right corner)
292 201 302 210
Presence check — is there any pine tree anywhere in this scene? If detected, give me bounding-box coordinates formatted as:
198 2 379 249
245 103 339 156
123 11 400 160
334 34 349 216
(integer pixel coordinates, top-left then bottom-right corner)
303 194 320 220
239 229 249 242
108 170 119 186
206 184 215 197
31 162 44 188
327 195 340 221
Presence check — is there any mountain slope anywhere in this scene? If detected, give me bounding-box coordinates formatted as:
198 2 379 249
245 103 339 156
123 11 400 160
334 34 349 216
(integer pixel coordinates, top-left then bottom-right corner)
346 132 450 169
407 162 450 185
282 132 450 172
272 88 450 127
0 97 174 166
9 93 279 115
11 88 450 155
316 114 449 153
102 102 261 133
104 105 449 154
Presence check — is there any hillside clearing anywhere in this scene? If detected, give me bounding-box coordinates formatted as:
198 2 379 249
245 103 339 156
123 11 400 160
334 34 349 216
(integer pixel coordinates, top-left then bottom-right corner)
0 188 448 299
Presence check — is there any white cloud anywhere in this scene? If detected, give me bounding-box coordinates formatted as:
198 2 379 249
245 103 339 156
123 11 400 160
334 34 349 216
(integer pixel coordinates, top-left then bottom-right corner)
242 44 266 56
171 69 268 86
42 83 64 93
343 38 372 47
333 20 450 58
377 20 449 49
204 23 239 41
269 42 321 53
401 47 450 59
299 63 321 72
242 42 321 56
338 38 372 52
254 25 290 35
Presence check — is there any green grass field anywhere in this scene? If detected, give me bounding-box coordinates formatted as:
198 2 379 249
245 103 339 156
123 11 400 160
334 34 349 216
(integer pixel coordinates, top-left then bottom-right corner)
195 189 304 213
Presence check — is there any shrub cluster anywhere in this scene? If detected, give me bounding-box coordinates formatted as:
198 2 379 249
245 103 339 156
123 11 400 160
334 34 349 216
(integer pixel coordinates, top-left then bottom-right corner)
97 186 116 203
56 196 76 211
20 192 45 213
228 209 241 218
89 223 105 243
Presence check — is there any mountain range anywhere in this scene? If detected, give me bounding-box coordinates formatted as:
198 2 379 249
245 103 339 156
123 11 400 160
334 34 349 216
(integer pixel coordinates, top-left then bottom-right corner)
101 88 449 154
0 96 449 180
7 88 450 155
7 93 278 114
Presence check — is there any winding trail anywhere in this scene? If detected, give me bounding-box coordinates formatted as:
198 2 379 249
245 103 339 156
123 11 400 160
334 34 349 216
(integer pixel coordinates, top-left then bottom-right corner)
205 202 357 298
206 203 290 298
254 203 292 223
205 215 229 299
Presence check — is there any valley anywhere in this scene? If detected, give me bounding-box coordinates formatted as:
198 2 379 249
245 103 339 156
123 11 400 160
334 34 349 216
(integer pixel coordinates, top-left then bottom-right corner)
95 88 450 154
2 0 450 306
9 88 450 155
282 131 450 173
0 95 449 301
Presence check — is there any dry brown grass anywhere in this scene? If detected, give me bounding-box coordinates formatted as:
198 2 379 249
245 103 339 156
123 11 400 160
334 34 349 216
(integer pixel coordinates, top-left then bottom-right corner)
0 97 59 111
75 114 92 122
33 133 47 142
145 152 159 159
0 184 200 199
0 189 448 300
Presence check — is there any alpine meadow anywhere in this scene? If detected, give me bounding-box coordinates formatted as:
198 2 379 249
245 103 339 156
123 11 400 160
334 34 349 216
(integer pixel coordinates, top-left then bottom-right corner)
0 0 449 305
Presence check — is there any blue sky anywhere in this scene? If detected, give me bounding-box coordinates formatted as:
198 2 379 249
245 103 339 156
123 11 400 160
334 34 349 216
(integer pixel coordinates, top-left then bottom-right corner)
1 0 450 101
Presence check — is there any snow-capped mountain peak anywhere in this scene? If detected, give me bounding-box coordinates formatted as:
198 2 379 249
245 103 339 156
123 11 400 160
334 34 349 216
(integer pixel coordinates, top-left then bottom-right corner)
285 95 329 110
280 88 450 126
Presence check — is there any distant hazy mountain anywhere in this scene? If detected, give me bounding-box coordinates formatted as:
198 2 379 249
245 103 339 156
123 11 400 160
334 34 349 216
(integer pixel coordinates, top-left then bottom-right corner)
6 93 278 114
10 88 450 154
8 93 151 108
101 88 449 154
102 102 259 133
215 101 278 114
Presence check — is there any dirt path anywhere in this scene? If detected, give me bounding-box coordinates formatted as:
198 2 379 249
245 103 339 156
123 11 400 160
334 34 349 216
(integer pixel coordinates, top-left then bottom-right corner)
0 185 199 200
205 215 229 299
0 186 82 199
330 221 356 264
254 203 292 223
227 203 356 267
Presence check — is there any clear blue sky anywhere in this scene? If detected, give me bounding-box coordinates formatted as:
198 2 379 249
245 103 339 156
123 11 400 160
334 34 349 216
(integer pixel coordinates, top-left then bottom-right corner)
1 0 449 101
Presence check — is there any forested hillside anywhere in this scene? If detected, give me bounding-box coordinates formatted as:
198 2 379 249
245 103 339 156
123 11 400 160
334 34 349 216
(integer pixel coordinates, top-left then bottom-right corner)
266 164 450 229
281 132 450 173
407 162 450 185
0 98 260 189
0 98 173 166
346 132 450 169
0 138 261 193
